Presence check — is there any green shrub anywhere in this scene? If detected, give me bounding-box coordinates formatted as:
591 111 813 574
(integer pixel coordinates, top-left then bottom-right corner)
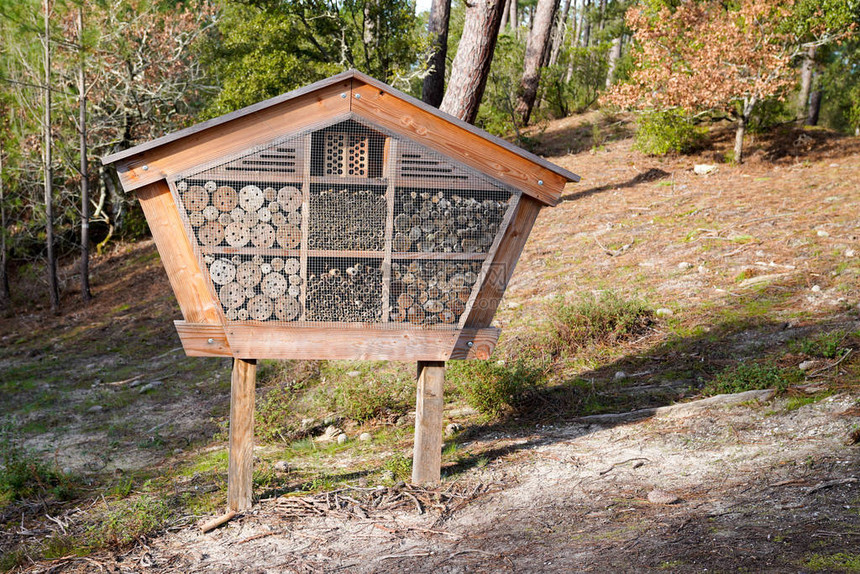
704 362 802 396
634 109 705 155
382 454 412 483
545 291 653 356
794 330 848 359
92 494 171 546
331 370 413 423
0 435 72 503
449 359 546 418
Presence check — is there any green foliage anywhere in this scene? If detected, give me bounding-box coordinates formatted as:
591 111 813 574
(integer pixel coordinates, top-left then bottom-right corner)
634 110 706 155
382 454 412 482
328 365 413 423
544 291 653 356
747 97 793 134
449 359 547 418
818 40 860 133
703 362 803 395
475 34 526 136
803 552 860 572
0 434 73 504
91 494 171 546
256 385 299 443
794 330 849 359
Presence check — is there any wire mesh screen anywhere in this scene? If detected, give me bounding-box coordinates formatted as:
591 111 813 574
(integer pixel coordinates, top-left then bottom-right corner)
169 115 519 328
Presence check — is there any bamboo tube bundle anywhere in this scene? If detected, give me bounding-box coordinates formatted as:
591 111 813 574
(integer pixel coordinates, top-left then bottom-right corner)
308 187 386 250
306 261 382 322
393 190 509 253
208 255 303 322
388 260 481 326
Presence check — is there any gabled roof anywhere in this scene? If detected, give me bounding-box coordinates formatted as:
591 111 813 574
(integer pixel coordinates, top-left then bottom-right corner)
102 69 579 206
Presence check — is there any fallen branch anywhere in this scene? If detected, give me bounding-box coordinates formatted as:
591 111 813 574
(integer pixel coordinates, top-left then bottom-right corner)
200 511 237 533
806 477 858 495
808 349 853 377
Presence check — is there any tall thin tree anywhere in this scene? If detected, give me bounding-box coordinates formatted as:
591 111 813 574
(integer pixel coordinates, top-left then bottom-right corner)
440 0 506 124
797 46 816 122
422 0 452 107
78 6 91 301
515 0 558 124
0 146 8 309
43 0 59 313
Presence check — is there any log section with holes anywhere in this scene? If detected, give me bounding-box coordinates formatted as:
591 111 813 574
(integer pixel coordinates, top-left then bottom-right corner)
102 70 578 506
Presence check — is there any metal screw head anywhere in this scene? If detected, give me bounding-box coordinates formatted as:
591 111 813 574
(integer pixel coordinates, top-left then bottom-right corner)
354 93 361 99
207 338 215 344
340 92 346 98
142 165 149 171
467 341 474 348
537 179 543 185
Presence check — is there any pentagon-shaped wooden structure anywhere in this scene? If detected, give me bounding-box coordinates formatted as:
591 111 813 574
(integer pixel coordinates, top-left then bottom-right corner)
103 70 579 510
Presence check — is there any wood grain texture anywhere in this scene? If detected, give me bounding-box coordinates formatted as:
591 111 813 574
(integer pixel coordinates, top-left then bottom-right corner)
114 82 352 193
380 139 398 323
137 181 221 324
411 361 445 486
174 321 232 357
449 327 501 360
464 196 543 328
351 82 567 206
228 358 256 512
225 325 461 361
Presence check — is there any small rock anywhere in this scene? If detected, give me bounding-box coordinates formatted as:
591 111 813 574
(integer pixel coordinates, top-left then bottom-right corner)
647 490 679 504
359 432 372 442
337 433 348 445
811 285 821 293
817 230 830 237
505 301 522 309
846 249 856 258
273 460 290 472
799 360 816 371
346 370 361 378
316 425 344 442
445 423 463 437
677 262 693 270
300 418 315 429
381 470 396 482
694 164 717 175
138 380 163 394
62 467 73 475
87 405 104 413
172 448 184 455
698 265 708 274
396 414 415 427
613 371 627 381
655 308 674 318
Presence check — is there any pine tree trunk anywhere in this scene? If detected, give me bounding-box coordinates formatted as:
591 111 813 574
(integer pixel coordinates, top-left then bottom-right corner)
582 0 592 47
605 35 622 88
44 0 59 314
422 0 452 108
440 0 506 124
548 0 572 67
0 149 9 309
797 46 815 122
509 0 517 33
807 89 822 126
499 0 510 31
734 97 755 164
79 7 91 302
515 0 558 125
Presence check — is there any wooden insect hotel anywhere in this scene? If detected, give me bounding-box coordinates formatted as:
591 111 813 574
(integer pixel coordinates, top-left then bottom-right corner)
102 70 579 512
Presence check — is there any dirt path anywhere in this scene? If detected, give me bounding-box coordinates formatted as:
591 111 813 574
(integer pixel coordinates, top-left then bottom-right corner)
97 389 859 573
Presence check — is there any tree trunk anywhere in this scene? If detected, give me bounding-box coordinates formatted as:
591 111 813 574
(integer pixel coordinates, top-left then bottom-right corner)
440 0 506 124
605 35 622 88
548 0 572 67
44 0 59 314
797 45 816 122
734 97 755 164
515 0 558 125
582 0 592 47
509 0 517 32
78 7 91 302
499 0 510 31
422 0 452 108
0 149 9 309
806 88 822 126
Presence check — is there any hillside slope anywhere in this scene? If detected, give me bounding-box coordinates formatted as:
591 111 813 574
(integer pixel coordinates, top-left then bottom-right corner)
1 116 858 572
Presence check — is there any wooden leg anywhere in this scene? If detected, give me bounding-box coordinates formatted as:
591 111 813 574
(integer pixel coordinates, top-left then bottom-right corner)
412 360 445 485
228 358 256 511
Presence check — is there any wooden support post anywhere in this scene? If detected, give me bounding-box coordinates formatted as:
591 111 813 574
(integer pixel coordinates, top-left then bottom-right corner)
228 358 257 512
412 360 445 485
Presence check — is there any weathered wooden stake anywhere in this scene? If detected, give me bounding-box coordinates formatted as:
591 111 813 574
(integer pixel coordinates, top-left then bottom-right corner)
412 360 445 485
228 358 257 511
